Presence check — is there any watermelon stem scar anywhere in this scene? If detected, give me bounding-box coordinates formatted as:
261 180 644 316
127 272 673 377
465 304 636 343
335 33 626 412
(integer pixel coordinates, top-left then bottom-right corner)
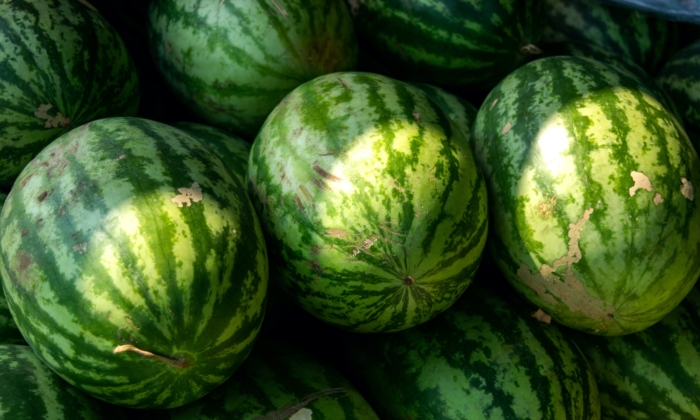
113 345 192 369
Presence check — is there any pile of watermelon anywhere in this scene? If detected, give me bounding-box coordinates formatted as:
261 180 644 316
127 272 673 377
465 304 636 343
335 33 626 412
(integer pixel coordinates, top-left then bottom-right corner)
2 0 700 418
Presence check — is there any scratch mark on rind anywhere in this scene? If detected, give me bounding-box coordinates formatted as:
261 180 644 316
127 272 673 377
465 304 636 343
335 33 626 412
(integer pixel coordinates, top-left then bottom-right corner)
313 164 342 182
517 208 616 321
490 98 499 110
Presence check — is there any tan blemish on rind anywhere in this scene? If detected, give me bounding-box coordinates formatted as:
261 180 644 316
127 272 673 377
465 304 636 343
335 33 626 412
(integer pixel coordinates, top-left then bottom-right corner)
537 195 557 220
653 193 664 205
253 388 346 420
72 242 87 254
113 345 192 369
517 208 616 321
520 44 543 55
490 98 499 110
412 111 421 124
34 104 70 128
681 178 694 201
531 309 552 324
629 171 654 196
346 0 365 17
170 182 202 207
502 122 512 135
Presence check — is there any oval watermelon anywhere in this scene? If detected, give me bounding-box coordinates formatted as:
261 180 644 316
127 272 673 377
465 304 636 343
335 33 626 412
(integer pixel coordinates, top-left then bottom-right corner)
470 55 700 335
411 83 478 141
340 284 601 419
166 338 379 420
148 0 357 138
0 192 23 346
247 72 488 333
0 0 139 188
348 0 546 92
0 117 268 408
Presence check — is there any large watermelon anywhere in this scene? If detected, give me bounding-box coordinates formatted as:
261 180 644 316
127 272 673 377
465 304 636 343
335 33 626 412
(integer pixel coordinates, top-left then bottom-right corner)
247 72 488 333
347 0 546 92
165 339 379 420
569 286 700 418
469 55 700 335
0 0 139 188
411 83 478 141
148 0 357 138
542 0 676 74
0 192 23 346
341 284 601 419
0 117 268 408
656 40 700 149
0 344 123 419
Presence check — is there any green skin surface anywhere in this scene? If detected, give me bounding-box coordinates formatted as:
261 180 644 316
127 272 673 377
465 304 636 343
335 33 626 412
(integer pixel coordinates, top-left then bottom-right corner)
542 0 676 75
348 0 546 92
569 286 700 419
247 72 489 333
656 40 700 151
411 83 478 142
0 344 114 419
540 41 682 123
0 0 139 188
148 0 358 138
173 122 251 185
470 56 700 336
0 117 269 409
166 339 379 420
342 284 601 420
0 192 23 345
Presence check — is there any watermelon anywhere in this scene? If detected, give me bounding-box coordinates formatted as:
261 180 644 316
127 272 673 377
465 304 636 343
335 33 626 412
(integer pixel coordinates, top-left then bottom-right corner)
341 284 601 419
148 0 358 138
0 117 268 408
542 0 677 74
247 72 488 333
411 83 478 141
166 338 379 420
469 55 700 335
347 0 546 92
568 286 700 418
0 344 124 419
173 122 251 184
0 0 139 188
656 40 700 149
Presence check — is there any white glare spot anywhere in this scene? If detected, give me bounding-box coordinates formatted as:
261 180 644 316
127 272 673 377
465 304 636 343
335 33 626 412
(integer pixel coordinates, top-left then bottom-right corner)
536 123 570 177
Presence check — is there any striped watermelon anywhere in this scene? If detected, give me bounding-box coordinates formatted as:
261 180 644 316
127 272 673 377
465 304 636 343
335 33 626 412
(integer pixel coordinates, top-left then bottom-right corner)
173 122 251 184
542 0 677 74
0 344 123 419
470 56 700 335
341 284 601 419
656 40 700 148
0 117 268 408
569 286 700 418
0 0 139 188
166 339 379 420
148 0 357 138
247 72 488 333
347 0 546 92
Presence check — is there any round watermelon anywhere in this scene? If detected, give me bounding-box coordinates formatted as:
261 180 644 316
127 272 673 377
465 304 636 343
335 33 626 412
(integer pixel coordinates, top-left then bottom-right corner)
0 0 139 188
470 55 700 335
341 284 601 419
247 72 488 333
148 0 357 138
0 117 268 408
